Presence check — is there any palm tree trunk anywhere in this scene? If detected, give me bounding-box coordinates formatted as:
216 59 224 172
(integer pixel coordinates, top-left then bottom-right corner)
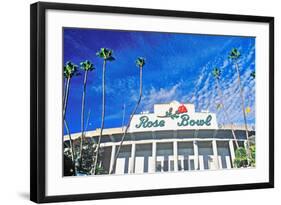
63 77 76 175
122 104 126 130
234 62 251 160
93 60 107 175
110 66 143 174
215 78 240 149
63 77 70 118
79 70 89 167
64 119 76 174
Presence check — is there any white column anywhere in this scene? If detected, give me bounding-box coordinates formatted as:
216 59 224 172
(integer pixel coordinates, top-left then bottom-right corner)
229 140 235 168
130 143 136 174
244 140 249 150
212 140 219 169
193 140 199 170
173 140 178 172
109 144 116 174
151 141 157 173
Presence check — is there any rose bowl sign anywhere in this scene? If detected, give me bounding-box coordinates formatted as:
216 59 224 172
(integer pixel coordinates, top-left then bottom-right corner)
128 101 218 133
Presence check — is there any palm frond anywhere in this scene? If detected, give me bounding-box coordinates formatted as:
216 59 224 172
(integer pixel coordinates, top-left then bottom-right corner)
228 48 241 59
250 71 255 79
212 67 221 79
96 48 115 61
107 56 115 61
80 60 95 71
64 61 78 78
136 57 146 67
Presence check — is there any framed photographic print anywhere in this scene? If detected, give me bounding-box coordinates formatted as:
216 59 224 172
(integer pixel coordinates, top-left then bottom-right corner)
30 1 274 203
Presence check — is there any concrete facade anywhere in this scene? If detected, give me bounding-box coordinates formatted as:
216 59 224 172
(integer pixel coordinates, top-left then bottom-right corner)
64 101 255 174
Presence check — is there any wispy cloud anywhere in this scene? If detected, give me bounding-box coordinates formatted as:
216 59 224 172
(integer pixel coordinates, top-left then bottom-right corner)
140 82 182 111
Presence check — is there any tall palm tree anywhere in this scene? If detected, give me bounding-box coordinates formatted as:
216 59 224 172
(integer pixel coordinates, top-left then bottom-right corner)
212 67 240 148
63 61 78 174
110 57 145 174
246 70 256 142
229 48 251 160
79 60 95 168
93 48 115 175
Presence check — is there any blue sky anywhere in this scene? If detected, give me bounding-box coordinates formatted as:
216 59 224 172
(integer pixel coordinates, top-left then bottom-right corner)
63 28 255 134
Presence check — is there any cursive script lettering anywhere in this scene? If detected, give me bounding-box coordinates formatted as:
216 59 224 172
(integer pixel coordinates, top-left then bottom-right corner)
135 116 165 128
177 114 212 127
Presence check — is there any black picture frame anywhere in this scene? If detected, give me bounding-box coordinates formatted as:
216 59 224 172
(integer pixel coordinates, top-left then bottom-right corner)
30 1 274 203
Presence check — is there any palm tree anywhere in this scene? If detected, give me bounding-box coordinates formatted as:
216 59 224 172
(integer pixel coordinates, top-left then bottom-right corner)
212 67 240 148
79 60 95 168
93 48 115 175
110 57 145 174
246 70 256 145
229 48 251 161
63 61 78 174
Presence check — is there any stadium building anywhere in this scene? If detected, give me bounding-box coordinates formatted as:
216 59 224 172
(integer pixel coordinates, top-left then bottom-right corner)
64 101 255 174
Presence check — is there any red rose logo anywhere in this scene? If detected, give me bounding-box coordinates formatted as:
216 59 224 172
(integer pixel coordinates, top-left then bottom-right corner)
178 104 187 113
